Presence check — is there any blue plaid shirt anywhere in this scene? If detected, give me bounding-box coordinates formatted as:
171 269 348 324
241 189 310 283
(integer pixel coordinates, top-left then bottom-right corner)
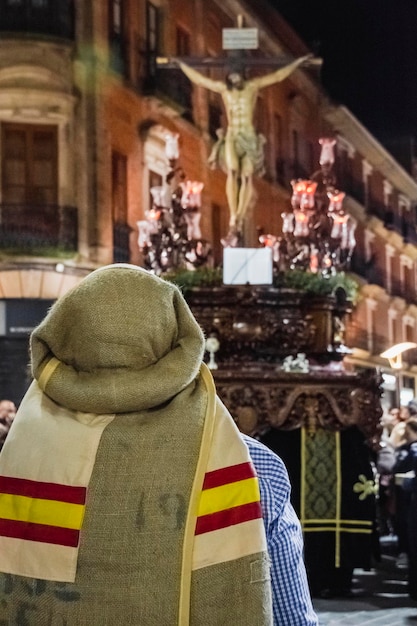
242 435 318 625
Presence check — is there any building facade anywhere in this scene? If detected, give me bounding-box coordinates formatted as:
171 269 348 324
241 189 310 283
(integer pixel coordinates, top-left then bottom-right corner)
0 0 416 406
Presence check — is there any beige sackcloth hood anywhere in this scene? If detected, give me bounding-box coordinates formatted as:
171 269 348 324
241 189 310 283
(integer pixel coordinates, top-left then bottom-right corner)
0 264 272 625
32 263 205 414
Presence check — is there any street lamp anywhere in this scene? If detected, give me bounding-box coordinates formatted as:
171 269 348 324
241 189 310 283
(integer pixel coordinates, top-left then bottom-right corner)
380 342 417 406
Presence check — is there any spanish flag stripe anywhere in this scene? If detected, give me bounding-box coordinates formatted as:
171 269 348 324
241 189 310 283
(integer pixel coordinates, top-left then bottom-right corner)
0 476 86 505
202 462 256 490
0 493 85 529
0 518 80 547
195 501 262 535
198 477 260 517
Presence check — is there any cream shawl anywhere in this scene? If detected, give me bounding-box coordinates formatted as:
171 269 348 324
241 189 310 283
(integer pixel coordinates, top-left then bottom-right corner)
0 265 272 625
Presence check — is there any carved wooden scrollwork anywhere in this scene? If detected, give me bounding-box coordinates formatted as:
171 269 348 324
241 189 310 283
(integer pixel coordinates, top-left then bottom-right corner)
214 368 383 449
186 285 382 448
186 285 351 363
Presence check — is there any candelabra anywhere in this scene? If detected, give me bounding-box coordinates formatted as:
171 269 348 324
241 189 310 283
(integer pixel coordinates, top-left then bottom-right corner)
259 138 357 275
137 133 211 274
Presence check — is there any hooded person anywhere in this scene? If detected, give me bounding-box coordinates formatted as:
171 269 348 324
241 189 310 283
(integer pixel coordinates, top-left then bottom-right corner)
0 264 272 625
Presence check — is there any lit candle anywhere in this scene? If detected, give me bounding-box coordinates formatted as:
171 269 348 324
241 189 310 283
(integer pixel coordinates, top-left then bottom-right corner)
329 211 350 240
150 186 166 208
180 180 204 208
259 233 277 247
309 245 319 273
291 179 307 209
327 189 345 213
164 133 179 161
281 212 295 234
341 216 357 250
147 208 161 221
293 208 311 237
319 137 336 166
300 181 317 210
184 211 202 240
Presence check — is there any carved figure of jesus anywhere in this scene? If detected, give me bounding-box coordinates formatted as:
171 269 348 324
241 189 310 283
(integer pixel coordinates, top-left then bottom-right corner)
177 55 313 234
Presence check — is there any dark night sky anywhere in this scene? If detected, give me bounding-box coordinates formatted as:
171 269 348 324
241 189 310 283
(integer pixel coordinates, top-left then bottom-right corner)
266 0 417 164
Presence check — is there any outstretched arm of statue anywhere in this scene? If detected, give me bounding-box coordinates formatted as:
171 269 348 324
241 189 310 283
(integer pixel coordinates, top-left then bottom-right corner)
177 61 225 94
253 54 315 90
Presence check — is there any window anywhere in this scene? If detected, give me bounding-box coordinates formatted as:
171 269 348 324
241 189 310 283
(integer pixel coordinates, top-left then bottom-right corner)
255 97 268 175
403 375 415 392
292 129 300 177
148 170 163 210
206 54 223 138
274 114 284 182
176 25 190 57
0 0 74 38
145 1 160 78
208 100 223 141
298 136 311 179
109 0 122 36
400 256 414 298
111 151 128 224
255 97 268 141
388 309 398 345
336 147 354 194
1 123 58 205
308 140 315 174
112 151 130 263
211 203 223 266
108 0 127 75
405 323 415 343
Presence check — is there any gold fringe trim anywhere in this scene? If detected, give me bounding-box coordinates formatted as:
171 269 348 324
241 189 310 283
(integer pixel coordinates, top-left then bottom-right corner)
37 357 60 391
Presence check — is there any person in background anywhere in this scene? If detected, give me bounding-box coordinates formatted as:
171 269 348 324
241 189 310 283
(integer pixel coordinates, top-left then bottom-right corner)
242 434 318 625
379 404 417 569
391 418 417 598
377 407 401 536
381 407 401 441
0 265 274 625
389 402 416 448
0 399 16 451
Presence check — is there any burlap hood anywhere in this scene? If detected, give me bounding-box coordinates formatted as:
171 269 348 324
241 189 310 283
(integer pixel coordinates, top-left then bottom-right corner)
0 265 273 624
30 264 205 414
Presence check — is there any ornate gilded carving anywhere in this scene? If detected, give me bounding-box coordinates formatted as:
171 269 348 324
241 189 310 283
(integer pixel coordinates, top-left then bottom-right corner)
213 367 382 449
186 285 382 447
186 285 350 363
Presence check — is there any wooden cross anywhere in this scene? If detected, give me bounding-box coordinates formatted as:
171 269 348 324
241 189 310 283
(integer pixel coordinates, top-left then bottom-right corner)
157 15 319 74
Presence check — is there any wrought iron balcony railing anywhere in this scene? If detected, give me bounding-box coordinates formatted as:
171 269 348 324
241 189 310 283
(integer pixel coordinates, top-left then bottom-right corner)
0 0 74 40
346 327 390 357
0 203 78 256
141 64 193 120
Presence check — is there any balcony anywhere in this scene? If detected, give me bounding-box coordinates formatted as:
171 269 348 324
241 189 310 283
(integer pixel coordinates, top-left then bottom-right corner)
0 0 74 40
344 179 365 205
0 203 78 257
366 197 417 245
350 251 385 288
347 327 389 356
142 64 193 121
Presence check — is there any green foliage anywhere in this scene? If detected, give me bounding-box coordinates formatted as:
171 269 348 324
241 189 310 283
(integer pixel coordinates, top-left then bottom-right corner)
164 266 359 302
273 269 359 302
0 247 76 259
163 266 223 293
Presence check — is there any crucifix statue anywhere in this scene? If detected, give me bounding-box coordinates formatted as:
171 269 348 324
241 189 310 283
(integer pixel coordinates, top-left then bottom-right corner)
158 21 317 243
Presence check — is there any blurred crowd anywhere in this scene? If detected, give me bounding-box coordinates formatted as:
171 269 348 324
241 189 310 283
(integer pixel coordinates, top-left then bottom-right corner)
377 401 417 600
0 399 16 451
2 386 417 606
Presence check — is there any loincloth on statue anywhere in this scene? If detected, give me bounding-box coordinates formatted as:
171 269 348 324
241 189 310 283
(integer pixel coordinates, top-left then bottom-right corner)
208 128 266 176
